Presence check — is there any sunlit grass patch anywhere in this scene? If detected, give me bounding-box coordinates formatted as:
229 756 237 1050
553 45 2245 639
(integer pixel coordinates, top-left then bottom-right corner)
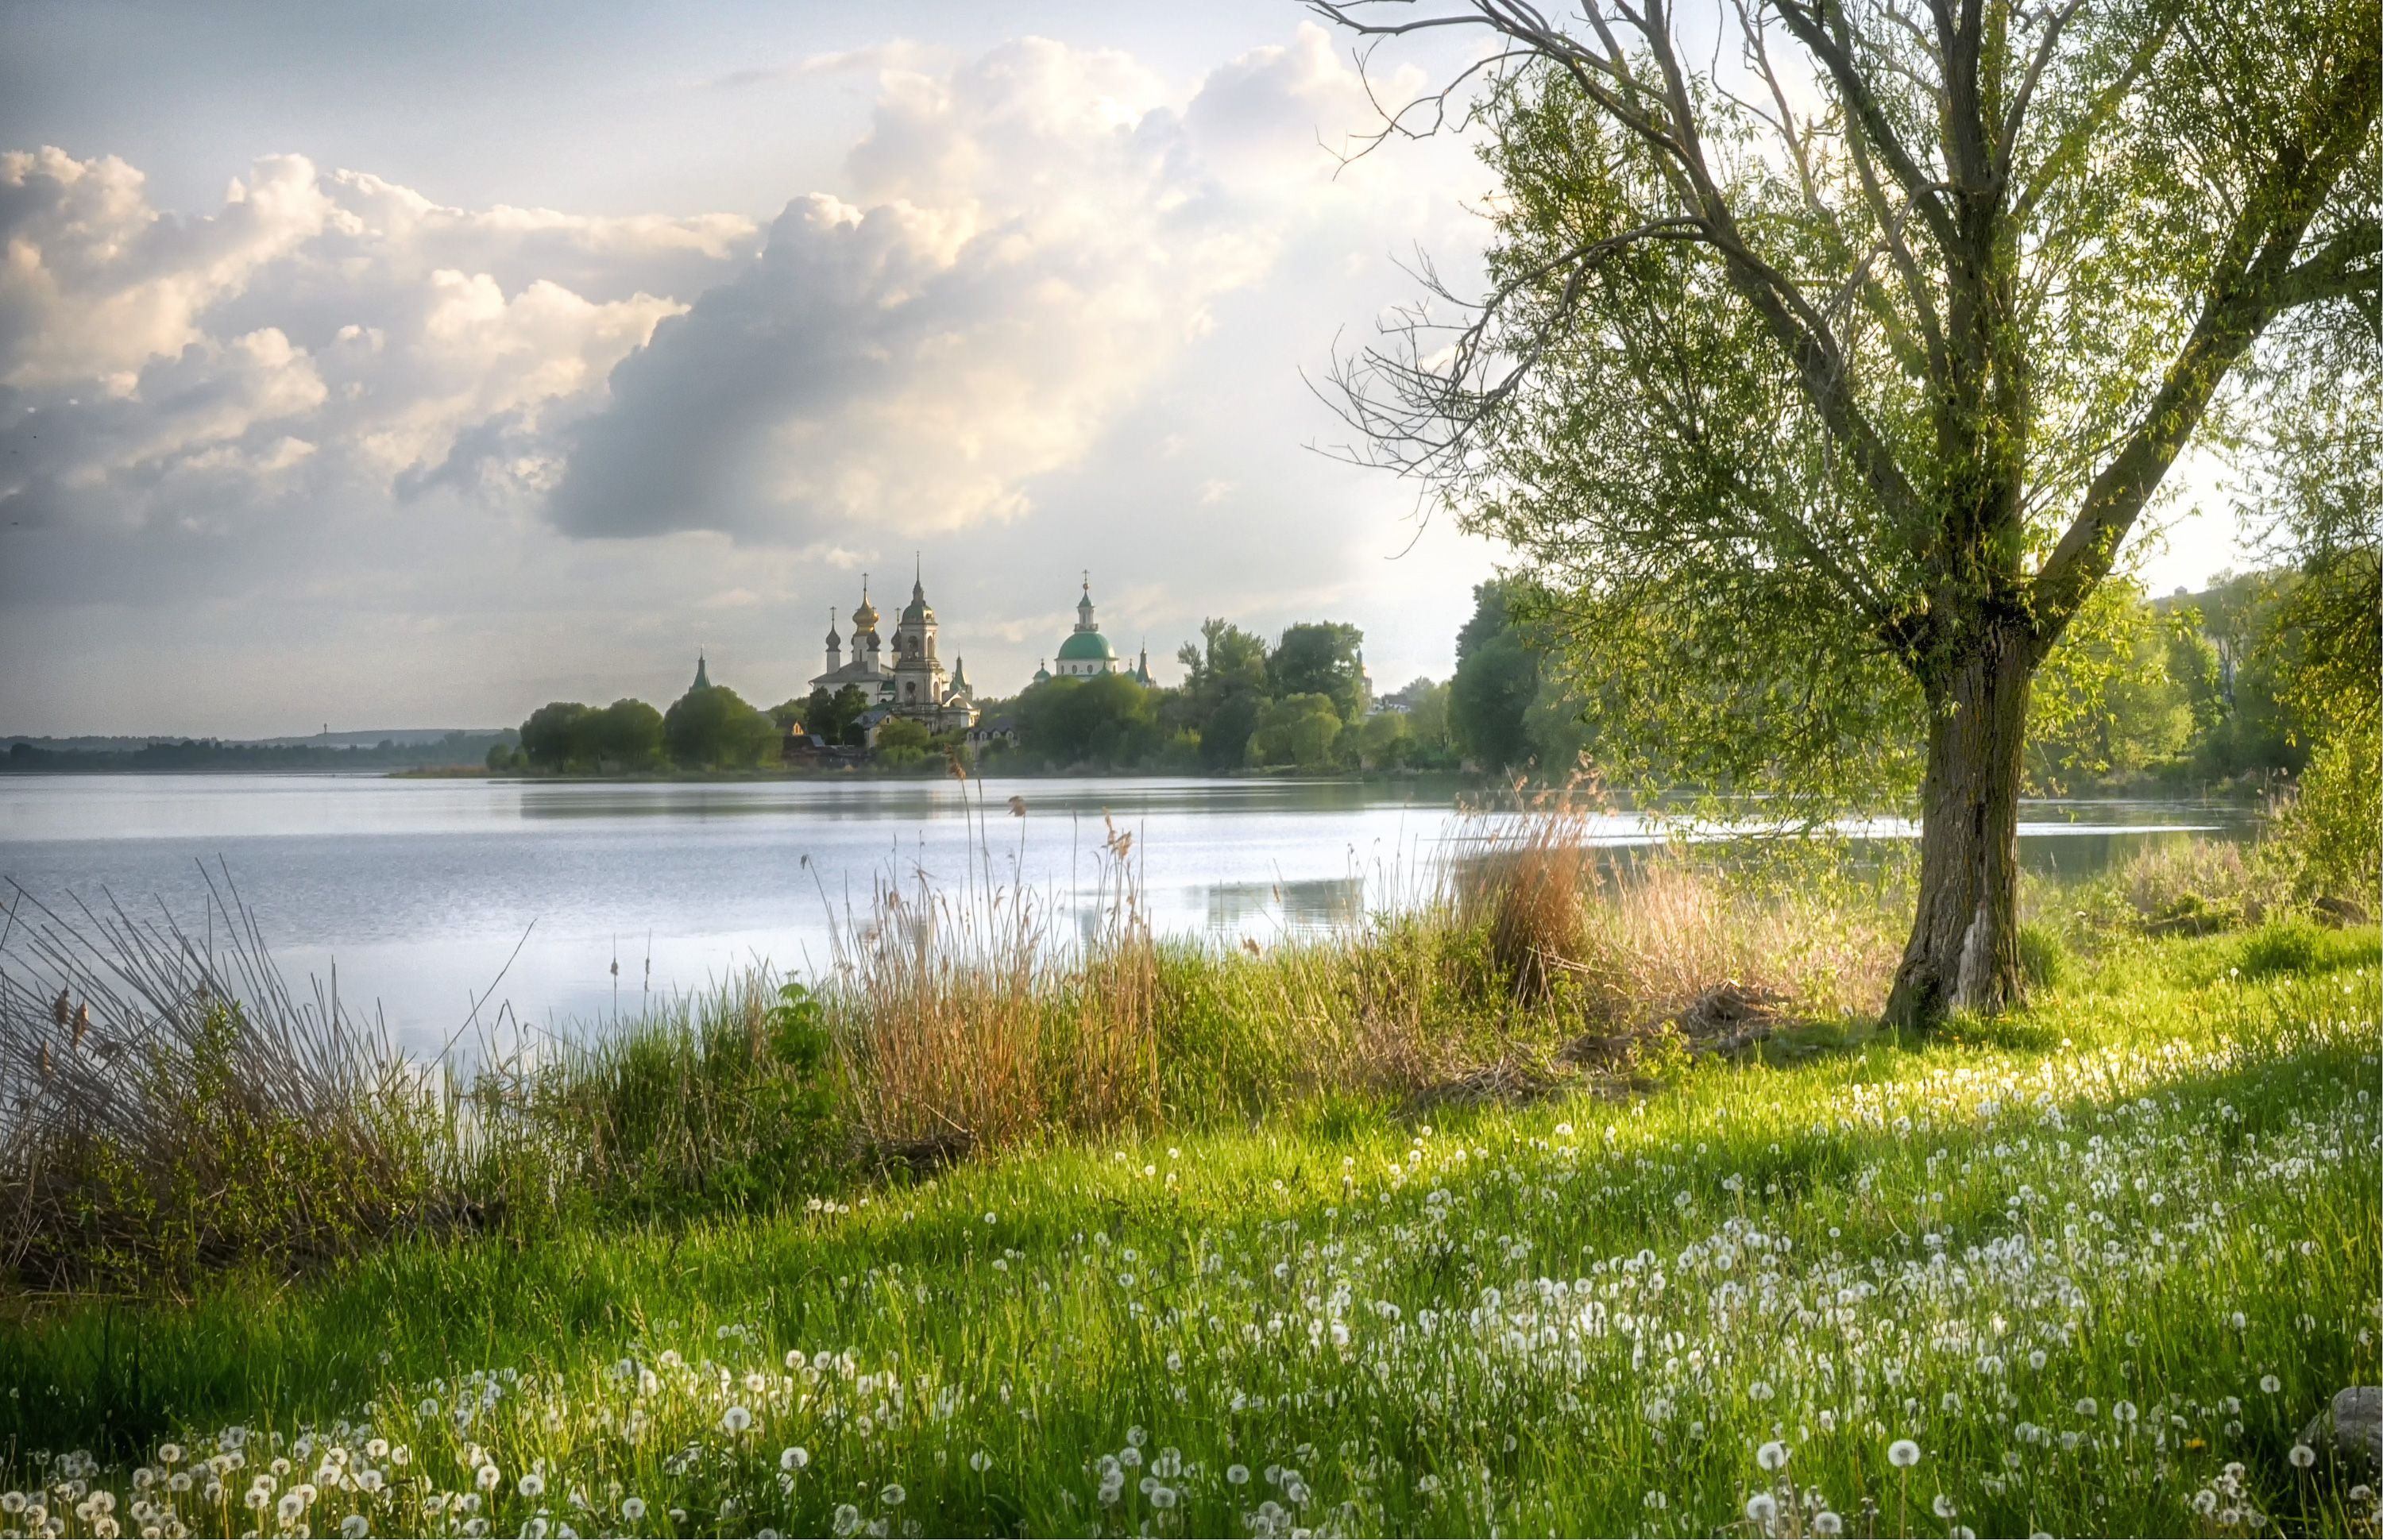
1 925 2373 1538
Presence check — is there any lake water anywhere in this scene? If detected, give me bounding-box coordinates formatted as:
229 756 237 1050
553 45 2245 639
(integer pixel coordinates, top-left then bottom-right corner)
0 773 2251 1055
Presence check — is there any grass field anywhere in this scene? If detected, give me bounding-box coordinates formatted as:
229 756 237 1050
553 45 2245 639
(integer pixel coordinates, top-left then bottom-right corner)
1 920 2374 1538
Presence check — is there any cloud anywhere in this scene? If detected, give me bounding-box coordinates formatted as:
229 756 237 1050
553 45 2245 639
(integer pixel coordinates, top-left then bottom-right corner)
545 28 1425 547
0 149 744 536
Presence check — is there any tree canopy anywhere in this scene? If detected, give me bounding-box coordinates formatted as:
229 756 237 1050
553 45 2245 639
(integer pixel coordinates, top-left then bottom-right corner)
1316 0 2378 1025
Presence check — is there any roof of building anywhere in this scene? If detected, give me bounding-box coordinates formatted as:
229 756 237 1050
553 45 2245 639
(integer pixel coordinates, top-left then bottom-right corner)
1056 629 1116 662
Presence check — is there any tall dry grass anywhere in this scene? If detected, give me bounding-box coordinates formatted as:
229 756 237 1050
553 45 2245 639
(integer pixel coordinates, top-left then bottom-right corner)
820 808 1160 1159
1441 789 1903 1029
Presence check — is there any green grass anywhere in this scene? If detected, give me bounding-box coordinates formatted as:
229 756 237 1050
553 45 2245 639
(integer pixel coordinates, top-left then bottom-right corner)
1 924 2375 1538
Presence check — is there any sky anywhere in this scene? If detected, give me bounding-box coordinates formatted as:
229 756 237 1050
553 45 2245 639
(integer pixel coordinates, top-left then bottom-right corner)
0 2 2249 739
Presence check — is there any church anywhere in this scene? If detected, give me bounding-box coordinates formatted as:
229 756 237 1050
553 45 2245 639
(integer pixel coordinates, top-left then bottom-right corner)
1030 575 1153 687
809 566 978 732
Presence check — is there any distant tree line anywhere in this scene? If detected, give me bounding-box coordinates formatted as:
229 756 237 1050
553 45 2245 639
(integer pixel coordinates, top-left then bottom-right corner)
4 731 514 774
496 674 972 775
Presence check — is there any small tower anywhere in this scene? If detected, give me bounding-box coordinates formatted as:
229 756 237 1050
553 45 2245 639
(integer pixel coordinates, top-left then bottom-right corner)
951 656 971 699
823 609 842 674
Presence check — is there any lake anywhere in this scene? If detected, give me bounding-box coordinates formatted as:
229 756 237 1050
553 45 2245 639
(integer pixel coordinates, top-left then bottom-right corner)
0 773 2251 1055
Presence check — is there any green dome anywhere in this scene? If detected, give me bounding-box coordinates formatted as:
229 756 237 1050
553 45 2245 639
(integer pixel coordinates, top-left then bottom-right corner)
1056 630 1115 663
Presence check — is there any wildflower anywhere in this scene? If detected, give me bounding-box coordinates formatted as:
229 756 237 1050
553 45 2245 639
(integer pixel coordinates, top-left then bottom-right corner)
1757 1441 1790 1471
1415 1474 1441 1496
2290 1444 2316 1469
2261 1375 2281 1394
341 1517 370 1538
477 1464 501 1492
780 1448 809 1472
277 1492 307 1523
1747 1492 1780 1525
1151 1486 1178 1509
620 1498 647 1523
157 1446 183 1466
1814 1512 1844 1536
1933 1495 1957 1519
722 1406 753 1434
879 1484 906 1507
1643 1491 1667 1511
831 1503 860 1534
968 1451 991 1473
2074 1398 2098 1418
1888 1440 1921 1469
519 1473 546 1499
1226 1465 1251 1486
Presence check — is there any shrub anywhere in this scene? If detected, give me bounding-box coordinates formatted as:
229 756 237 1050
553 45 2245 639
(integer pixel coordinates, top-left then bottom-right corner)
2017 921 2071 991
2239 917 2326 980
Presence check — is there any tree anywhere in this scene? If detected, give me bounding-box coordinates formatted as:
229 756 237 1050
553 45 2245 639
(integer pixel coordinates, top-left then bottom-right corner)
1198 691 1263 770
1016 674 1163 768
1268 623 1369 722
588 698 664 770
1248 693 1345 768
1355 708 1412 769
1400 676 1454 758
1316 0 2378 1026
871 716 936 767
1447 583 1541 770
662 683 777 770
519 701 594 771
2025 583 2191 791
786 684 873 747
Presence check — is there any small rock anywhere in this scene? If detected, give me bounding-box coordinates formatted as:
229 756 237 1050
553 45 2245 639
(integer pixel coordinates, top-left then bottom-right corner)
2300 1387 2382 1480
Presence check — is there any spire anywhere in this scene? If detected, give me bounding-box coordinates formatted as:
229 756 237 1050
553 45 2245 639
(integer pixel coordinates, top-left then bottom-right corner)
825 608 841 647
693 650 711 690
1075 572 1097 631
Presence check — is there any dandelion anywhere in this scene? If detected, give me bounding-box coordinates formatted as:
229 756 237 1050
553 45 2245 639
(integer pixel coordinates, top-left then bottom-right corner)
879 1484 906 1507
1226 1465 1251 1486
831 1503 860 1534
1151 1486 1177 1510
968 1451 991 1473
1933 1494 1957 1519
620 1498 647 1523
277 1492 306 1524
1888 1440 1921 1469
477 1464 501 1492
1758 1441 1790 1471
519 1473 546 1499
1643 1492 1667 1511
341 1516 370 1538
780 1448 810 1472
1415 1474 1441 1496
2290 1444 2316 1469
2261 1375 2281 1394
1747 1492 1780 1525
2074 1398 2098 1418
1814 1512 1843 1536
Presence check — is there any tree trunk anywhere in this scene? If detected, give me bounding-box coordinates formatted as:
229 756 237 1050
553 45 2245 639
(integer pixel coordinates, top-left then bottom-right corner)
1884 623 2032 1029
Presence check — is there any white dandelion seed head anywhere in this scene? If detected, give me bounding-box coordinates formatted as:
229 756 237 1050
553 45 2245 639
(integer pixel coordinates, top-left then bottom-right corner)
2261 1375 2282 1394
620 1498 647 1522
1888 1440 1921 1469
1933 1494 1957 1519
2290 1444 2316 1469
1746 1492 1780 1524
1814 1511 1843 1536
1758 1441 1789 1471
780 1447 809 1472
